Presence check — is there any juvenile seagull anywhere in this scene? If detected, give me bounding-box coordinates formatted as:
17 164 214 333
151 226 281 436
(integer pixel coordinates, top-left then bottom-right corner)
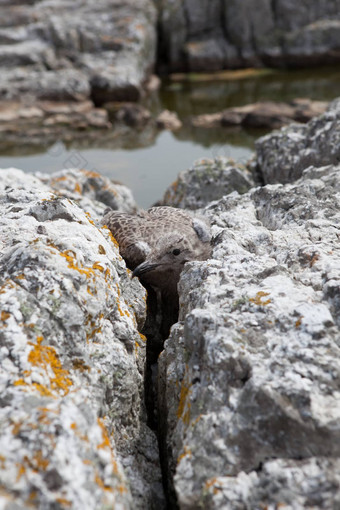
102 206 211 333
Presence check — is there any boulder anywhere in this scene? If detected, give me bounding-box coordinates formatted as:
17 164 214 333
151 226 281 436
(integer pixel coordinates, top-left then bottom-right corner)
0 168 164 509
160 157 254 210
256 98 340 184
158 99 340 508
0 0 157 104
159 162 340 509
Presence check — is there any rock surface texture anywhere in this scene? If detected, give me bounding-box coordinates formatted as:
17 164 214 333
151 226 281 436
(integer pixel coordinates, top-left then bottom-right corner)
157 0 340 72
160 157 254 210
0 168 164 509
0 0 156 104
158 100 340 508
256 97 340 184
191 99 329 130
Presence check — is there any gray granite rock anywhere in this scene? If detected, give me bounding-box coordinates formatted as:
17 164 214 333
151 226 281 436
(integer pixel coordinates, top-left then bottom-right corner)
256 98 340 184
0 168 163 509
157 0 340 72
158 154 340 508
160 157 254 210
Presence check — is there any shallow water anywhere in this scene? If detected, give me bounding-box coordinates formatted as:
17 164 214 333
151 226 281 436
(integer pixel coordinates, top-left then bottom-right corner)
0 66 339 207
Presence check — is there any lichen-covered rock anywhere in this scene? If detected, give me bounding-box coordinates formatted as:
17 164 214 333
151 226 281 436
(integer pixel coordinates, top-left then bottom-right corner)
0 168 163 509
157 0 340 72
160 157 254 210
158 163 340 508
256 97 340 184
37 168 138 220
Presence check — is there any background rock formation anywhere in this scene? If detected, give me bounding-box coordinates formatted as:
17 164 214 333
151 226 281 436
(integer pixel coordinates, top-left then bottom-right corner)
0 0 156 104
156 0 340 72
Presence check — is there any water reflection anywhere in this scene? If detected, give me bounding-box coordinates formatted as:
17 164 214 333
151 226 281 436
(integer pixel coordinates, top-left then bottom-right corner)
0 66 339 206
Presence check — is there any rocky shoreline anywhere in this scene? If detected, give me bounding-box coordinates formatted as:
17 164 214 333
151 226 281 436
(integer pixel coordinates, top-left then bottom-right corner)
0 0 339 147
1 95 339 508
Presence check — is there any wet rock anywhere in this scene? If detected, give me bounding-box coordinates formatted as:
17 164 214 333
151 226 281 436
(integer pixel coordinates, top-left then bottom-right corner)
158 162 340 508
156 110 182 131
0 100 111 145
160 157 254 210
191 99 329 130
106 102 152 127
157 0 340 72
256 98 340 184
0 0 157 104
0 168 164 509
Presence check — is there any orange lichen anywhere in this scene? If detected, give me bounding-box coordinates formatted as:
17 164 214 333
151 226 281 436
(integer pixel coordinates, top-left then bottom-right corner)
310 253 320 267
204 477 219 490
97 419 120 477
98 245 106 255
56 498 72 507
16 464 26 482
101 227 120 249
1 311 10 321
48 242 95 279
83 170 101 179
95 474 113 492
97 418 111 450
0 455 5 469
15 274 25 280
177 367 192 426
12 422 21 435
85 211 96 226
27 336 72 395
295 316 303 328
28 490 38 503
23 450 49 472
74 182 82 194
139 333 147 342
249 291 271 306
177 446 192 465
92 262 104 272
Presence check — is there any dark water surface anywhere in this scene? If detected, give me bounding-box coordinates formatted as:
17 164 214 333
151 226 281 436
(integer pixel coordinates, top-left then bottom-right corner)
0 66 339 207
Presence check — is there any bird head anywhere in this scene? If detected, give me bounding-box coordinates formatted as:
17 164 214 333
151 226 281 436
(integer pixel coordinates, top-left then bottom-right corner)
132 232 206 280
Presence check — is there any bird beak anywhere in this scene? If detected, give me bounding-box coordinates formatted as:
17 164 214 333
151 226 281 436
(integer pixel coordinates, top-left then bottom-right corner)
132 261 160 278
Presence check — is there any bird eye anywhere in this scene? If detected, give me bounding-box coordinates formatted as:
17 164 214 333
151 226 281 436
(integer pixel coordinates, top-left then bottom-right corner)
172 248 181 256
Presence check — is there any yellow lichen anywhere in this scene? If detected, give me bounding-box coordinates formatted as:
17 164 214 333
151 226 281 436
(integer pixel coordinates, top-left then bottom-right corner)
56 498 72 507
177 446 192 465
27 336 72 395
177 367 192 426
93 262 104 272
1 311 10 321
249 291 271 306
295 316 303 328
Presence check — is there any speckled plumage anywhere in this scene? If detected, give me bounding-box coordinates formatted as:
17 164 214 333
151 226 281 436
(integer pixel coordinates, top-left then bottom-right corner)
102 206 212 338
102 206 212 275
